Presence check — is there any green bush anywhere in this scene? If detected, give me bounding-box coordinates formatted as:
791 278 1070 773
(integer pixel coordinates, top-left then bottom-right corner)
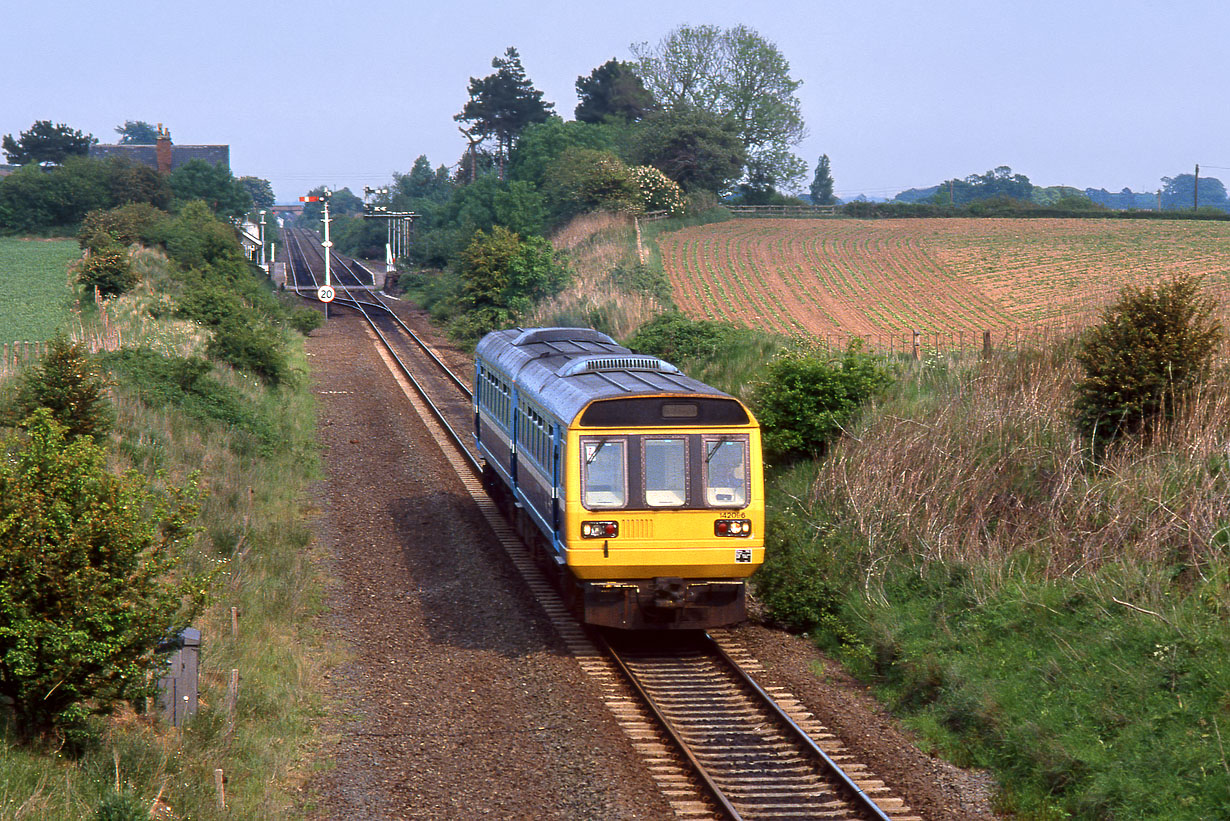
78 203 165 253
1073 274 1223 449
751 345 892 463
174 277 250 328
0 410 205 741
205 314 288 385
79 244 137 297
449 226 570 343
286 305 325 335
151 201 247 271
93 790 147 821
625 312 755 362
7 334 113 440
101 348 278 452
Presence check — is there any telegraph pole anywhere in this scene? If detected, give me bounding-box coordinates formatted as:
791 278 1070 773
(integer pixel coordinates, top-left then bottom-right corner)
1194 163 1200 211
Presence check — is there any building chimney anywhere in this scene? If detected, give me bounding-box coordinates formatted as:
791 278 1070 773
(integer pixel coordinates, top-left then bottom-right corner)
155 126 172 174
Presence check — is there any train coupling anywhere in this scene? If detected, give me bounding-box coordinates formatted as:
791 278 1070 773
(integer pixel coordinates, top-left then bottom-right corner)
581 578 746 630
651 576 687 609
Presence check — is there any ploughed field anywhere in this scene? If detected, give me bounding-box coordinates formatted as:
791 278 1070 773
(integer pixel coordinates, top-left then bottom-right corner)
659 218 1230 345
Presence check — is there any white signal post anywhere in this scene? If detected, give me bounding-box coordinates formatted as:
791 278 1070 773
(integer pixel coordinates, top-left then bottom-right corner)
299 191 336 316
321 193 332 291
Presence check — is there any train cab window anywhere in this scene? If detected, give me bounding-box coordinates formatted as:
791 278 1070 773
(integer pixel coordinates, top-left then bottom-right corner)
643 438 687 507
703 436 749 508
582 438 626 509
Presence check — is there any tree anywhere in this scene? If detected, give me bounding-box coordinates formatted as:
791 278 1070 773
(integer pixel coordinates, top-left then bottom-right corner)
632 25 807 189
456 225 569 327
167 159 251 219
508 118 622 187
114 120 159 145
751 346 891 463
455 47 554 178
938 166 1034 205
237 176 275 211
575 59 656 124
107 158 172 209
631 107 746 194
809 155 835 205
0 410 204 741
298 185 362 224
1160 173 1229 212
1073 275 1223 449
394 155 454 204
2 120 96 166
8 335 113 439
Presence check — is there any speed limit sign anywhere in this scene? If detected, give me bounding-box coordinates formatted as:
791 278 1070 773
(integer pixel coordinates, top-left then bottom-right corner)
317 285 336 303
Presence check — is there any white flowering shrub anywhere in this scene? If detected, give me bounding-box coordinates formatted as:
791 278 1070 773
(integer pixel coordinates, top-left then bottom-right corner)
632 166 687 216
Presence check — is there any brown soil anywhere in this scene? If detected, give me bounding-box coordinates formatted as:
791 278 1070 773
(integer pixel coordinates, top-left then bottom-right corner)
659 218 1230 340
299 298 1002 819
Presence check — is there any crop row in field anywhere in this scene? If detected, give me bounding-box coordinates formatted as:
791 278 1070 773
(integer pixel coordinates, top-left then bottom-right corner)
658 218 1230 344
0 238 80 344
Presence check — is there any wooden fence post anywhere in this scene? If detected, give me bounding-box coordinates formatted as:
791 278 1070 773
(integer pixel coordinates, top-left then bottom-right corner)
911 330 921 361
225 668 239 735
982 330 992 359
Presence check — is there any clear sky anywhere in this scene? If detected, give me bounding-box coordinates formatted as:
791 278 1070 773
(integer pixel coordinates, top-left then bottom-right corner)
7 1 1230 204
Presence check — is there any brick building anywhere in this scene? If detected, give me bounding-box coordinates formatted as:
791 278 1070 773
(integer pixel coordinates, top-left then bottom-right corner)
89 124 228 173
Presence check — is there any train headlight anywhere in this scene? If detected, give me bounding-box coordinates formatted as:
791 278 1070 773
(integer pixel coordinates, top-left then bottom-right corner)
582 521 619 538
715 519 752 537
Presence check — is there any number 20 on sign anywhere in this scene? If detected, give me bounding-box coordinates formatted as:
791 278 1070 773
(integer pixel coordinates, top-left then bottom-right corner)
317 285 335 303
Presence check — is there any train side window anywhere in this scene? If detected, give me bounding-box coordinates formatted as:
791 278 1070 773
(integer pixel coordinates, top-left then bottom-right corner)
703 436 748 507
643 438 687 507
581 438 626 509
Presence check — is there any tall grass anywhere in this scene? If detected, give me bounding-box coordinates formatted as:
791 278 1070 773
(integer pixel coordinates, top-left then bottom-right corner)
816 342 1230 581
529 208 732 340
768 338 1230 818
528 212 666 339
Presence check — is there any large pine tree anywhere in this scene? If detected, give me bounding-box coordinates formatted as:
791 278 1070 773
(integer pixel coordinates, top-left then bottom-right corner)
455 47 554 179
575 59 656 124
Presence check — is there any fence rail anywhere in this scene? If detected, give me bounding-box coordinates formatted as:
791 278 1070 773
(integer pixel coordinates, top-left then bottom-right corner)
727 204 837 218
0 327 122 379
807 321 1230 360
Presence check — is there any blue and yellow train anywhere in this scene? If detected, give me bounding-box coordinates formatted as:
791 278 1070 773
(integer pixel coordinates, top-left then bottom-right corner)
474 327 764 629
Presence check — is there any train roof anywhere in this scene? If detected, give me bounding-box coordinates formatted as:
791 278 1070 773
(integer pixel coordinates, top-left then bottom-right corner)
476 327 738 426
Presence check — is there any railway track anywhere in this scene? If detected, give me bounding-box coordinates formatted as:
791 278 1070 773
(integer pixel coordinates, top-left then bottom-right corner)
604 631 903 820
284 226 919 820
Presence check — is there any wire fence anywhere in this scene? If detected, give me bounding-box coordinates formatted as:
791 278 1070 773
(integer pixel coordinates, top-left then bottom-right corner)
807 313 1230 361
1 292 122 379
727 204 838 218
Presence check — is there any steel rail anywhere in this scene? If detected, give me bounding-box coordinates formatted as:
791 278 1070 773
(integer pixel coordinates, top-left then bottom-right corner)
707 634 894 821
319 277 480 477
287 227 473 400
599 632 744 819
603 631 895 821
285 224 899 819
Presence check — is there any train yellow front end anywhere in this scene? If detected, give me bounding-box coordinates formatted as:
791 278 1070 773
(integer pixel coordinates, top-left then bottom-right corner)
473 327 766 629
560 398 765 628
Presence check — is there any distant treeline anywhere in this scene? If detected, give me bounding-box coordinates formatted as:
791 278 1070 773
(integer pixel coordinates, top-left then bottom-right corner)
840 197 1230 221
883 166 1230 213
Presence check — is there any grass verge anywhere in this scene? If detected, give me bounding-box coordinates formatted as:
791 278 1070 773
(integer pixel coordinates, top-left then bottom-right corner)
0 248 328 820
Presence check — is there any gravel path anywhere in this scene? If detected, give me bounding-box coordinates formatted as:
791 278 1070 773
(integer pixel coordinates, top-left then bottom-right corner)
300 308 671 820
